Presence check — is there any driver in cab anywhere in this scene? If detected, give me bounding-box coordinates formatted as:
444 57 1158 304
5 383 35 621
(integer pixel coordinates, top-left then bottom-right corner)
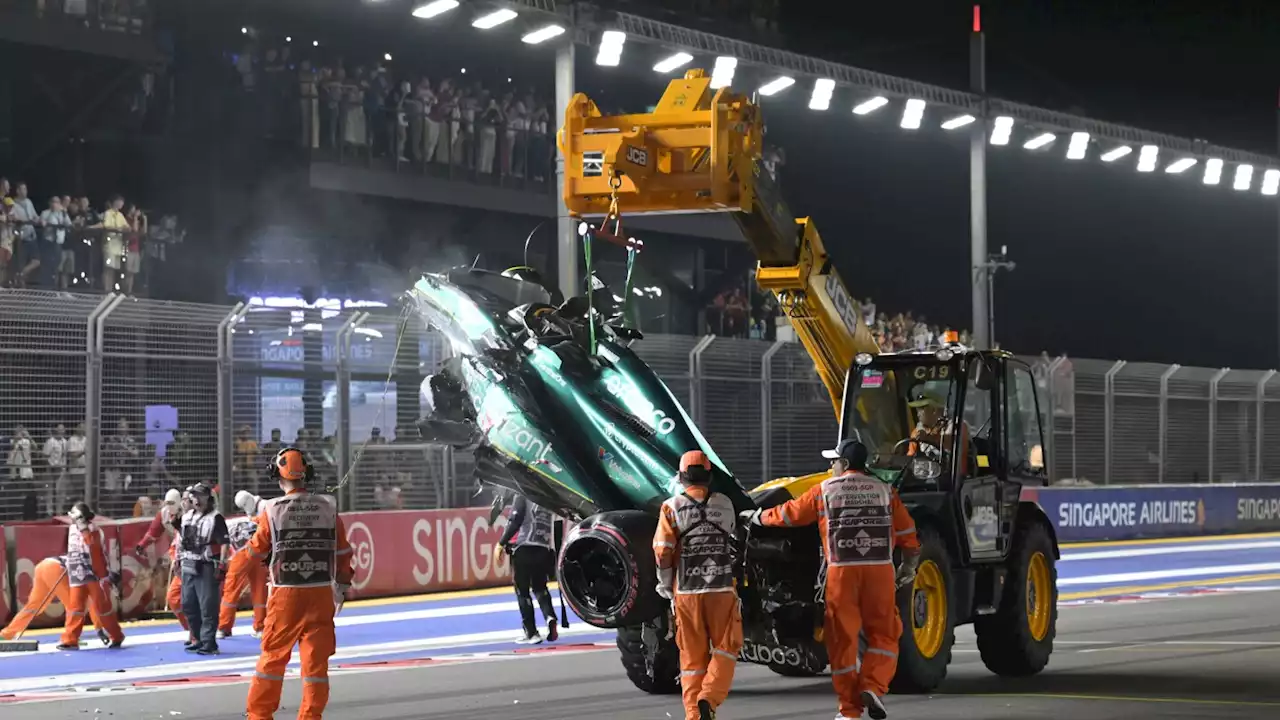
907 387 970 478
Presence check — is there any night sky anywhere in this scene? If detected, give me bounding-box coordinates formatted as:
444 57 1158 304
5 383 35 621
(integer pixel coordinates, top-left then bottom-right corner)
762 0 1280 368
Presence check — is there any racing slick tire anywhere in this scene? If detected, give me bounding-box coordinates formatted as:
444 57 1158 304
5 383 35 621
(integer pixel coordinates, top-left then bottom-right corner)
558 511 665 628
889 524 955 693
617 620 681 694
975 517 1057 677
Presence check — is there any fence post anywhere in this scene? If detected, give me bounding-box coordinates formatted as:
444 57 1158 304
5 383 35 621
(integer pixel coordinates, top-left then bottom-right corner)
1157 364 1179 484
1103 360 1125 486
84 294 124 506
82 292 117 504
335 312 367 511
689 335 714 428
760 341 785 482
1208 368 1229 484
1045 356 1065 483
1257 370 1276 482
216 303 245 514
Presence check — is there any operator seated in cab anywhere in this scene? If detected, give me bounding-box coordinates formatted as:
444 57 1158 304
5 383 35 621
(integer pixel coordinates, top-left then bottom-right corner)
903 386 971 481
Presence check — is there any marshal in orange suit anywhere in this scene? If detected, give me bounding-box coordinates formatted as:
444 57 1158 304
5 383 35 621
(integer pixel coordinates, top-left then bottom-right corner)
245 448 353 720
746 439 920 720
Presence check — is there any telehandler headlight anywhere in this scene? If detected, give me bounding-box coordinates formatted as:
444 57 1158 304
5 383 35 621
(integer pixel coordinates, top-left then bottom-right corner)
855 352 874 366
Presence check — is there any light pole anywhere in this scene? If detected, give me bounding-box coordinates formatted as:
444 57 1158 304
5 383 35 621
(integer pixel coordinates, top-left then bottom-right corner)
969 4 990 349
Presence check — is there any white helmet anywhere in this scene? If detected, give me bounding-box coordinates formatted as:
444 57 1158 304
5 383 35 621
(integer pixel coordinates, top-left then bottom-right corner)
164 488 181 506
234 490 260 517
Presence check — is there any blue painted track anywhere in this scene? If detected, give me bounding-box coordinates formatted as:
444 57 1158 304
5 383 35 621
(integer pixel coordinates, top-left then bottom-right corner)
2 532 1278 692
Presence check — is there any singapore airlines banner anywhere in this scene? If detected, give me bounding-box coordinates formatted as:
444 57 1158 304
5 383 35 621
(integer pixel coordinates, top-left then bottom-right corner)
1026 483 1280 542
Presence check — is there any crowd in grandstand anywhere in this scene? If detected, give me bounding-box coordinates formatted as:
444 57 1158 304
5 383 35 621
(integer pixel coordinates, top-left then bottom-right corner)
703 282 969 349
0 179 179 296
231 41 556 186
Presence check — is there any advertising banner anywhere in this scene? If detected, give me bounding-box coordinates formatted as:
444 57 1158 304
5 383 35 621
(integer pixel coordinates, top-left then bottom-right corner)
342 507 513 599
9 522 72 628
1027 483 1280 542
0 531 8 626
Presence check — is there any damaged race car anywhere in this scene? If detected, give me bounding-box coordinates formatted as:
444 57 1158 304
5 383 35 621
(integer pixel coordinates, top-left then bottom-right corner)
409 266 829 690
408 265 1057 696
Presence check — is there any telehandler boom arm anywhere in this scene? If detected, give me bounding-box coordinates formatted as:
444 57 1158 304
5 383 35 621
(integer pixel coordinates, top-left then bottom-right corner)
559 69 878 414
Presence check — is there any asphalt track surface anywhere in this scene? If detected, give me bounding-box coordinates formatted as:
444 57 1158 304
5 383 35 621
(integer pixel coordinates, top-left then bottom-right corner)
5 534 1280 719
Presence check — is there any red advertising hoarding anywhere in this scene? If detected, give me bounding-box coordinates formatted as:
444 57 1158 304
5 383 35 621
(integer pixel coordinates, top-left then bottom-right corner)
342 507 512 599
0 530 8 626
2 506 512 628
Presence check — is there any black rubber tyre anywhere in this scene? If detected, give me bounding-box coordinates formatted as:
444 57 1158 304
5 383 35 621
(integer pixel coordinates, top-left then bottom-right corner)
975 518 1057 677
558 511 665 628
889 524 956 694
617 621 681 694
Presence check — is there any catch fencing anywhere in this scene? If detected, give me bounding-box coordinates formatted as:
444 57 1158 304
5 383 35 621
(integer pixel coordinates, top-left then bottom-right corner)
1 289 1275 521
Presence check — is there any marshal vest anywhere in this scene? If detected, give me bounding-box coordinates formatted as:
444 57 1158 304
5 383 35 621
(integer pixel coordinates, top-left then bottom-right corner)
822 472 893 567
65 524 102 587
180 510 222 574
512 502 554 549
264 492 339 588
228 516 258 552
665 491 736 595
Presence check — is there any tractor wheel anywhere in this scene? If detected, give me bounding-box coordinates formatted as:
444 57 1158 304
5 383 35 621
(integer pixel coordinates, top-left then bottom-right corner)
617 621 681 694
976 518 1057 676
890 524 955 693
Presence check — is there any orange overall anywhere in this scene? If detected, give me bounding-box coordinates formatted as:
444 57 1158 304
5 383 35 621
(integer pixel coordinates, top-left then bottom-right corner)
761 472 919 719
654 484 743 720
245 489 353 720
0 557 103 640
61 524 125 648
218 516 268 634
139 506 189 632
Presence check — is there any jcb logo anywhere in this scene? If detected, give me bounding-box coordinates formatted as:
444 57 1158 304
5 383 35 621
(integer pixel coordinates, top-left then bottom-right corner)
625 145 649 167
824 273 860 336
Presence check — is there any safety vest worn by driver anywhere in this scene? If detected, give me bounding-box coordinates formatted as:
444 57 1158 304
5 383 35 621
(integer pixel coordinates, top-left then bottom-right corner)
662 491 737 595
821 472 894 567
511 502 554 549
263 492 339 588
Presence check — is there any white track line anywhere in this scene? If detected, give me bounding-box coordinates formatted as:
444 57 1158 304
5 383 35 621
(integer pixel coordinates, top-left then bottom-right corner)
1057 562 1280 586
0 625 613 694
0 600 531 656
1062 540 1280 561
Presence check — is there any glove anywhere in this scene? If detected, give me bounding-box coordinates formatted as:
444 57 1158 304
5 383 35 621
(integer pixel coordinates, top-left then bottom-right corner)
334 583 351 615
738 509 763 526
98 577 114 596
655 582 673 601
108 571 122 588
896 553 921 589
134 543 145 556
494 542 508 557
213 562 226 584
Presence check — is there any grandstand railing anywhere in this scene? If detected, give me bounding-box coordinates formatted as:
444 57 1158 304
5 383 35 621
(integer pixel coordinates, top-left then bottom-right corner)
0 289 1271 521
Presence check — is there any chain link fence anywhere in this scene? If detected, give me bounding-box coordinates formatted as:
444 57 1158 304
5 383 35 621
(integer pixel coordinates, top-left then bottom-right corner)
4 289 1278 521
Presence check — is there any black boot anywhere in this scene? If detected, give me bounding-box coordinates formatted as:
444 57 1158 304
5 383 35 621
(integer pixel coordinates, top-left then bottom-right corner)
697 699 715 719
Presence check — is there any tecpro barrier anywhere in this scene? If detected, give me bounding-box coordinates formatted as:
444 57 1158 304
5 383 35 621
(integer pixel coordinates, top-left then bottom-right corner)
1028 483 1280 542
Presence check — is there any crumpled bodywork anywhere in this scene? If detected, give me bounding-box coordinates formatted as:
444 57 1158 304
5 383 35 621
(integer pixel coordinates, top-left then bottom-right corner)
407 270 755 521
